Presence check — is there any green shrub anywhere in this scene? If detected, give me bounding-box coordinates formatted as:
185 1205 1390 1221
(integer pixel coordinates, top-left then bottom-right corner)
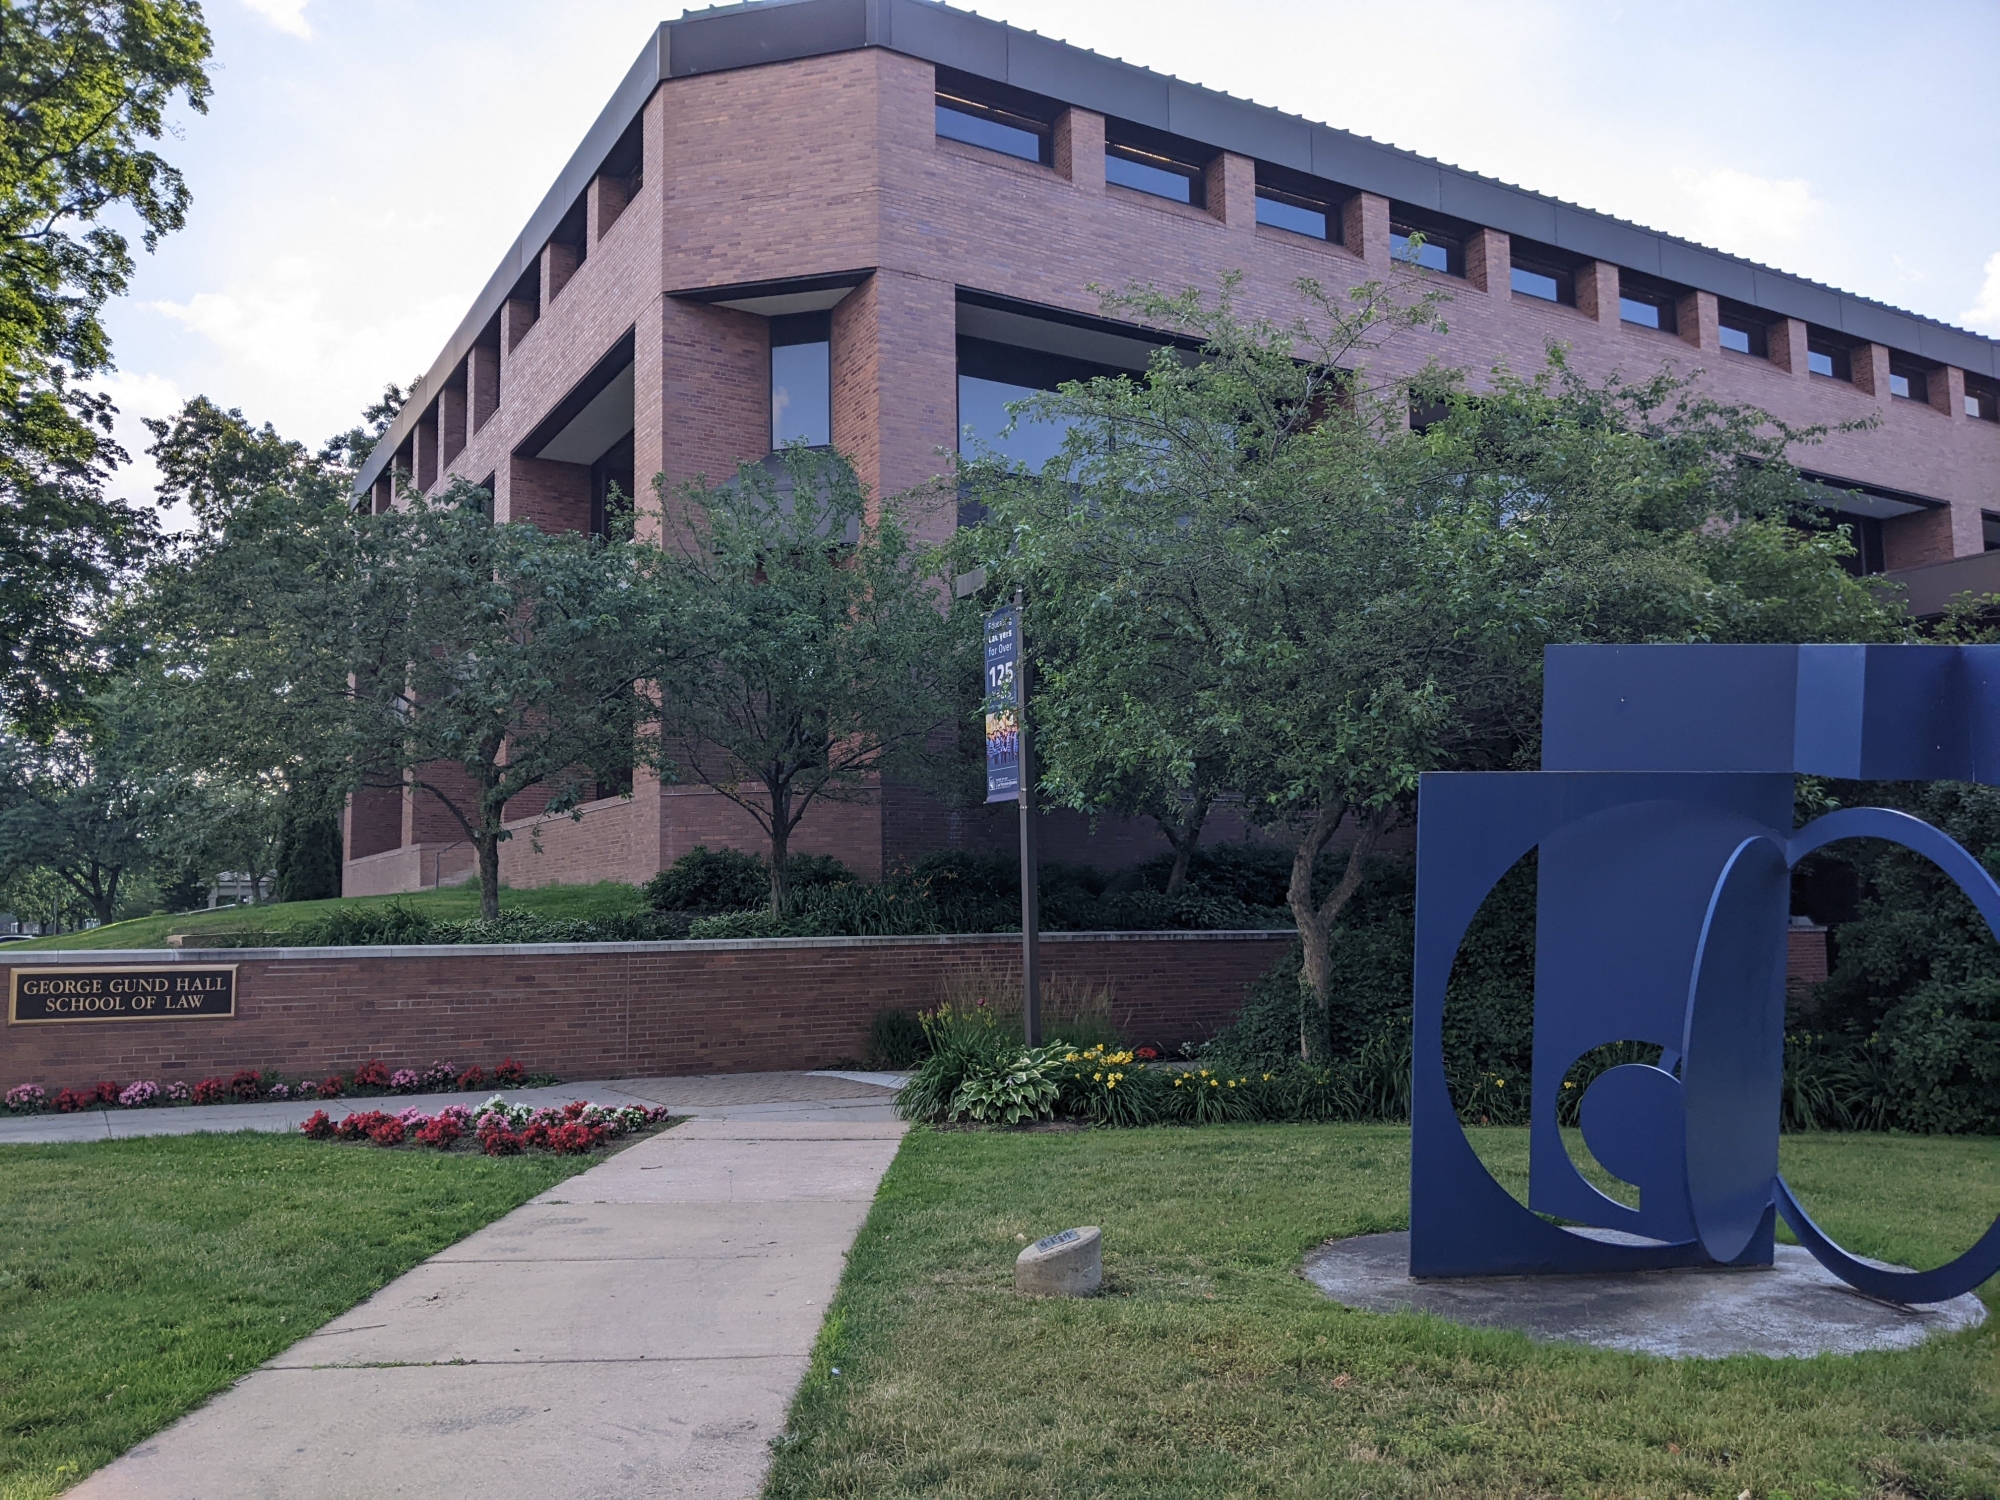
947 1044 1065 1125
896 1002 1017 1124
644 846 769 912
867 1008 928 1069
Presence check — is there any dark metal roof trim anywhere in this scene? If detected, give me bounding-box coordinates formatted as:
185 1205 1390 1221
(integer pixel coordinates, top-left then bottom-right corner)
356 0 1998 494
671 268 874 303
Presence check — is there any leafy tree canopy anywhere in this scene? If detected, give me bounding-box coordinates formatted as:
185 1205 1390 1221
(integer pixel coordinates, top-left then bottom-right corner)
955 274 1902 1051
655 447 971 915
0 0 213 733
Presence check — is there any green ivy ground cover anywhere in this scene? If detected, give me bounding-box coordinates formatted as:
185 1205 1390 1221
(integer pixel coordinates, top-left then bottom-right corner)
767 1125 2000 1500
0 1133 596 1498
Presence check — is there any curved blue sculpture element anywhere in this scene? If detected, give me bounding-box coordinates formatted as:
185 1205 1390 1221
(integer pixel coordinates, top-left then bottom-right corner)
1682 836 1788 1265
1410 644 2000 1305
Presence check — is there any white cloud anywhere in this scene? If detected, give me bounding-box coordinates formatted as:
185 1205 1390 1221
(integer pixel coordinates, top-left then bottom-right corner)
238 0 310 39
146 254 462 447
90 368 188 528
1961 252 2000 334
1655 167 1827 264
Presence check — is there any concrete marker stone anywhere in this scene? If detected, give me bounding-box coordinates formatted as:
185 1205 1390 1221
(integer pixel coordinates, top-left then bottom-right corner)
1015 1225 1101 1297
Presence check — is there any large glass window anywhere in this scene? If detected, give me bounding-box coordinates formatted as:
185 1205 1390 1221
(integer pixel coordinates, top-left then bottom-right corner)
956 339 1113 475
1256 189 1327 238
1967 378 2000 422
770 312 831 448
1887 360 1930 403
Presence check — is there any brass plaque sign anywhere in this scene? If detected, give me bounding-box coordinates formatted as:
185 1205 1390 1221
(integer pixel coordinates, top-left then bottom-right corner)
8 966 237 1024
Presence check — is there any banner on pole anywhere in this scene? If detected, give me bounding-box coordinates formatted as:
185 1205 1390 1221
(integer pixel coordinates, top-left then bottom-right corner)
984 606 1021 803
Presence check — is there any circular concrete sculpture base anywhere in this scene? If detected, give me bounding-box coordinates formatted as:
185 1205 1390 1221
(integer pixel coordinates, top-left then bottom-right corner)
1302 1233 1987 1359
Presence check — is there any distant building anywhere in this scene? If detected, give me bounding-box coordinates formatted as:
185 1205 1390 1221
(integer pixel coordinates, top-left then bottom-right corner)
345 0 2000 898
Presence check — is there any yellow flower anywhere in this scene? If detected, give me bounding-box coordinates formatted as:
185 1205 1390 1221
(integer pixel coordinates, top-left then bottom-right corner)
1173 1078 1183 1088
1093 1072 1102 1082
1494 1079 1505 1088
1228 1080 1237 1088
1209 1078 1219 1087
1262 1073 1272 1081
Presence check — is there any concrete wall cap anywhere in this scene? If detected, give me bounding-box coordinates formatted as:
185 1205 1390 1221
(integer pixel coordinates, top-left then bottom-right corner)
2 930 1295 964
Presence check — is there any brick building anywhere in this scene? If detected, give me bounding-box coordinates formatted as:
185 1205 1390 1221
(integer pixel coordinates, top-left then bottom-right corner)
343 0 2000 899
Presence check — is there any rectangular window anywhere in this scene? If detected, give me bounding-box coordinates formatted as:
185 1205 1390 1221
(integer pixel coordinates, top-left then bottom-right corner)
1967 378 2000 422
1390 212 1465 276
1508 239 1580 306
1511 262 1572 304
1104 141 1207 205
1256 190 1327 239
1807 338 1851 382
936 93 1049 164
1887 361 1929 403
1619 296 1663 330
771 312 831 448
1253 165 1343 243
1103 121 1214 208
1718 311 1768 357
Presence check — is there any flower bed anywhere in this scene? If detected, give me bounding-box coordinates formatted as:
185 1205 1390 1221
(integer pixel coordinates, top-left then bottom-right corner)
3 1057 548 1114
300 1097 669 1156
897 997 1413 1131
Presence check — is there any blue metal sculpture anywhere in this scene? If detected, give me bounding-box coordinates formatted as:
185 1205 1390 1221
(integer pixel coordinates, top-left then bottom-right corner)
1410 644 2000 1304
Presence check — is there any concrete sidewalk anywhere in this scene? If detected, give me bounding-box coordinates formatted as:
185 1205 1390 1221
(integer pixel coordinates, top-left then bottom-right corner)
0 1069 907 1144
67 1076 906 1500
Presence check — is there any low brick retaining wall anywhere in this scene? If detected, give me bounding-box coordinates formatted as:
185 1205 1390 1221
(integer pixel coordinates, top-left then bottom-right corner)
1 931 1292 1087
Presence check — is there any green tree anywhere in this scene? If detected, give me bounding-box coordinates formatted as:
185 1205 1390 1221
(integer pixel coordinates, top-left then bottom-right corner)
654 447 970 916
959 275 1900 1056
0 690 168 923
0 0 212 731
328 480 677 919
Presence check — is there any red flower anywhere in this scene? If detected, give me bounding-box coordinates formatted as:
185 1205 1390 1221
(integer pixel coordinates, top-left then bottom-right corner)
318 1075 345 1099
228 1069 263 1101
493 1058 527 1087
415 1115 463 1149
455 1065 486 1093
90 1080 119 1106
1136 1047 1159 1061
333 1110 390 1142
300 1110 334 1140
54 1087 90 1113
477 1117 523 1156
352 1059 390 1089
192 1077 227 1106
368 1117 405 1147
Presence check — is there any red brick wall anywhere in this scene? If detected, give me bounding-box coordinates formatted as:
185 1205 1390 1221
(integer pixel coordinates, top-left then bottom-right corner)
0 932 1291 1088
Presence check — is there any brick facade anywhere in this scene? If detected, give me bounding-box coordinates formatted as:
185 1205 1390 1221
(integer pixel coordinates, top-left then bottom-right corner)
0 932 1292 1087
346 14 2000 899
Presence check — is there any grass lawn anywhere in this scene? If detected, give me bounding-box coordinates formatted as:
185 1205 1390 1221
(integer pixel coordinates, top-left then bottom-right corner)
0 1132 599 1499
6 879 647 952
767 1126 2000 1500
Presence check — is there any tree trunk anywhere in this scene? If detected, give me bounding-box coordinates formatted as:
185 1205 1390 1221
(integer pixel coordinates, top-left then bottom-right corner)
475 833 501 920
1159 790 1214 896
767 781 792 917
1285 802 1392 1060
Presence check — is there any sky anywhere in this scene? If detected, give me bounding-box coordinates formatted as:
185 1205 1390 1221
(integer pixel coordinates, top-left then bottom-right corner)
99 0 2000 517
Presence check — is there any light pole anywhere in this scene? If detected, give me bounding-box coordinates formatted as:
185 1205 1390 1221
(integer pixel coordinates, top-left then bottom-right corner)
1014 586 1040 1047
